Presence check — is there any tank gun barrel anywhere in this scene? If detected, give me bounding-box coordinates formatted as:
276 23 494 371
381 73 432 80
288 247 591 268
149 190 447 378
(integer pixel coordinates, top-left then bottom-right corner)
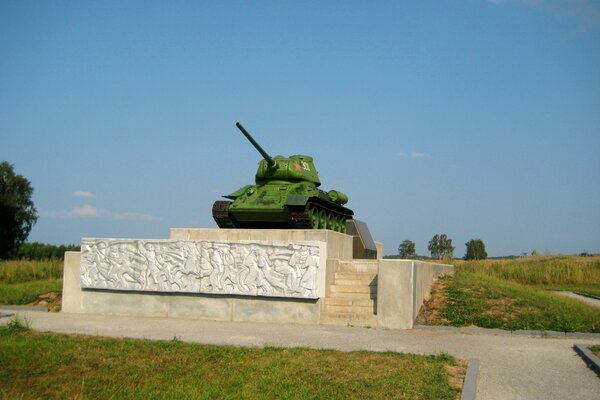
236 122 276 168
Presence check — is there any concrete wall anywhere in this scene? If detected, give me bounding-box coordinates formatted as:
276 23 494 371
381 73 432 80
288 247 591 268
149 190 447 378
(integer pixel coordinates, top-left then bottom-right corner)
62 251 83 313
63 230 341 324
376 260 453 329
62 248 321 323
63 229 453 329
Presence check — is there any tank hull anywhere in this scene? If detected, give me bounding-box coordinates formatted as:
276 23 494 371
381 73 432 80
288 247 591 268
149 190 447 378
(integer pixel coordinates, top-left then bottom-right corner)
212 182 353 232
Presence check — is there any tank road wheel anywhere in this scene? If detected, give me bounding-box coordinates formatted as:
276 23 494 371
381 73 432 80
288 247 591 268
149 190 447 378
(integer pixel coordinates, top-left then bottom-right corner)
340 219 347 234
318 210 327 229
327 213 335 230
310 207 320 229
333 216 342 232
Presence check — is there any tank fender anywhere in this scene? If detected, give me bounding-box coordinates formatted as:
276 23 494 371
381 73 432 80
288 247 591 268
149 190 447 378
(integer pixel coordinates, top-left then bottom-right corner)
224 185 253 200
284 195 310 206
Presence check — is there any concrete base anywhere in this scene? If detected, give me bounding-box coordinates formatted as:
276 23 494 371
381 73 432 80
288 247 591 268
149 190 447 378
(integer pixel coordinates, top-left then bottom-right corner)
62 228 452 329
377 260 453 329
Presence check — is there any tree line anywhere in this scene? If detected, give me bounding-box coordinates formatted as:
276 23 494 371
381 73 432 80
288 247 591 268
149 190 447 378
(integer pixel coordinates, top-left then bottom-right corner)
15 242 80 260
398 235 487 260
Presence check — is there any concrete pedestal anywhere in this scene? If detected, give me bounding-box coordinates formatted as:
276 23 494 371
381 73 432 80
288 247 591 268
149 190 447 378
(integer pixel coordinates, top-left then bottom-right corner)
62 228 452 329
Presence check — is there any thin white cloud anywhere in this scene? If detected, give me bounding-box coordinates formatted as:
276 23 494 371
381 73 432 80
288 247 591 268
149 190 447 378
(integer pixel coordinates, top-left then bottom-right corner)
40 205 99 218
71 205 99 217
73 191 95 198
411 152 432 160
40 206 161 221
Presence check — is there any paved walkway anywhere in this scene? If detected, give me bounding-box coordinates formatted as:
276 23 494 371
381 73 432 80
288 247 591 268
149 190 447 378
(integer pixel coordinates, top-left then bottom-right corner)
1 308 599 400
554 291 600 309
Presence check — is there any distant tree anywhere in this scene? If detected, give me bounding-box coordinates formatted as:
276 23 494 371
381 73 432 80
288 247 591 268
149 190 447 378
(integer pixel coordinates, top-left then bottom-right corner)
464 239 487 260
428 234 454 260
0 161 38 259
16 242 79 260
398 240 417 259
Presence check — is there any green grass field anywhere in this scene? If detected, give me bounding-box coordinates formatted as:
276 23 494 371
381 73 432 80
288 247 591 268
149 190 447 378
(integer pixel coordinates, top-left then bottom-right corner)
419 256 600 332
453 255 600 286
0 278 62 305
0 260 63 306
0 322 465 400
0 259 63 283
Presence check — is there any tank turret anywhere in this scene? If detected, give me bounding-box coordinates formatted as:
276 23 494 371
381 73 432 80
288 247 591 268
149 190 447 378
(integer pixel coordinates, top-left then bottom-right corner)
236 122 321 186
212 122 354 232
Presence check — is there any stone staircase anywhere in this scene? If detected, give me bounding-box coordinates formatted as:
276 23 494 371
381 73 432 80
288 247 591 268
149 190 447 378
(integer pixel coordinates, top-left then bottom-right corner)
321 260 378 327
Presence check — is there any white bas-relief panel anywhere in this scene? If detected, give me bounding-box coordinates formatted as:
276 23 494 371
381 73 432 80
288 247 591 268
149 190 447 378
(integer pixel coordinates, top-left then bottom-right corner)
80 238 325 299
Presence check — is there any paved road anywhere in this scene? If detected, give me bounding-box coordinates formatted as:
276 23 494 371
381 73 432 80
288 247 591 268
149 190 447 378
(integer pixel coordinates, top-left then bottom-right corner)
554 291 600 309
1 308 599 400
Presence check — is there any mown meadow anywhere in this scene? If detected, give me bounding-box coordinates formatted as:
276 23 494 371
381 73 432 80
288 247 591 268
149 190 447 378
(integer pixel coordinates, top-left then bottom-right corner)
418 255 600 333
0 318 466 400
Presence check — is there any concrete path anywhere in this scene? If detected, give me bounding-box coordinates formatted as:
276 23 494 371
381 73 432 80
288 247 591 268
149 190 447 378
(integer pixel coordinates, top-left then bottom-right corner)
1 308 599 400
554 291 600 309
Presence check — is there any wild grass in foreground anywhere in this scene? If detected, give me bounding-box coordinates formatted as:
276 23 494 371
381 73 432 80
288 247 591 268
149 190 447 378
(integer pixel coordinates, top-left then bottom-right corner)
590 345 600 358
0 326 465 400
419 273 600 332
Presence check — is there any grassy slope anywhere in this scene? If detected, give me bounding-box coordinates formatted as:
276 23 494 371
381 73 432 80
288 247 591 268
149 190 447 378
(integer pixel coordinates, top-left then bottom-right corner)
0 327 464 400
441 273 600 332
420 256 600 332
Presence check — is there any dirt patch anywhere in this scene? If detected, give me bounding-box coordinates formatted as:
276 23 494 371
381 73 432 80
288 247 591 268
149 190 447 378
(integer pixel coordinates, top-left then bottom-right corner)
415 277 451 325
445 359 468 399
29 292 62 312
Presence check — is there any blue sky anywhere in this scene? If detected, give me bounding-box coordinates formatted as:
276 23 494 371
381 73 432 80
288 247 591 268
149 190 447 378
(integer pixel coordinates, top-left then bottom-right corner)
1 1 599 257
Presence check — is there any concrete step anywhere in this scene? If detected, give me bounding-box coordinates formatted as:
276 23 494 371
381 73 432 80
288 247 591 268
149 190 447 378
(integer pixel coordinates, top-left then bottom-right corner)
337 261 378 274
335 270 377 279
320 312 378 328
329 291 376 300
334 271 377 281
330 284 376 294
324 304 377 314
334 278 377 287
325 298 376 308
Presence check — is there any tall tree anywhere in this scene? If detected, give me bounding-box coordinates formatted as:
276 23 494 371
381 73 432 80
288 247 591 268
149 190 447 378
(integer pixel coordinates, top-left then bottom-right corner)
0 162 38 259
464 238 488 260
428 234 454 260
398 240 417 259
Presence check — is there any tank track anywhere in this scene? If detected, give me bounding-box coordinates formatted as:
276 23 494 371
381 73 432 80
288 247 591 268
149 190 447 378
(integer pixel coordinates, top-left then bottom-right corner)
212 200 236 228
212 199 352 232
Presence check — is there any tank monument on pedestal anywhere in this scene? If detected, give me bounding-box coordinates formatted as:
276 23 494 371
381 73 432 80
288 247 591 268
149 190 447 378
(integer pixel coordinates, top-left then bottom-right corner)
213 122 377 259
61 122 453 329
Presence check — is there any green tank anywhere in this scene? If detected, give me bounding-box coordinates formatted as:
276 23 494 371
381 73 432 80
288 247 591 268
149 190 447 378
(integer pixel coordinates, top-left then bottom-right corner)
212 122 354 232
